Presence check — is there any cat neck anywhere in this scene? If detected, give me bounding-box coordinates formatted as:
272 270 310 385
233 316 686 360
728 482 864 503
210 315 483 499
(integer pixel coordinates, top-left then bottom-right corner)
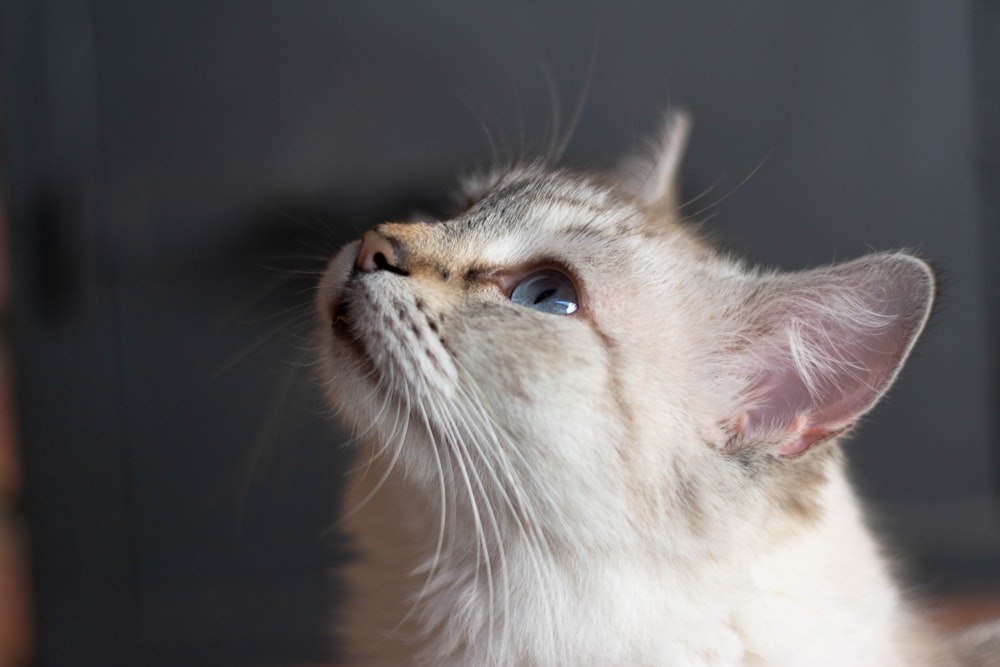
337 445 937 667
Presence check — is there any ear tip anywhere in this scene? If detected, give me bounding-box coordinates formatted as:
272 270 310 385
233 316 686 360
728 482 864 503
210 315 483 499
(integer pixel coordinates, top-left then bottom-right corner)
662 109 693 147
665 107 693 129
853 252 936 301
885 251 935 278
880 252 938 308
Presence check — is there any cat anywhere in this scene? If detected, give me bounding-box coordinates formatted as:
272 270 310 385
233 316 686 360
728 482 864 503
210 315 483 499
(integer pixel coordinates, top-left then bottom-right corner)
314 111 999 666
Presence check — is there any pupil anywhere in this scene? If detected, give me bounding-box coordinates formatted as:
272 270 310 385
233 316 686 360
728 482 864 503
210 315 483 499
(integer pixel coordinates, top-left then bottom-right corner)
533 288 556 305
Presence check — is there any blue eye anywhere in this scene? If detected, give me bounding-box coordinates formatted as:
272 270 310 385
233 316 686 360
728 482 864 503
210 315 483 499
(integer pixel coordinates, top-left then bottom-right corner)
510 269 579 315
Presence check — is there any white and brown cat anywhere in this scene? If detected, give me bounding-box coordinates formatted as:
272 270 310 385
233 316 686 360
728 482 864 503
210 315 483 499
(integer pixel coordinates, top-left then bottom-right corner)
315 112 999 666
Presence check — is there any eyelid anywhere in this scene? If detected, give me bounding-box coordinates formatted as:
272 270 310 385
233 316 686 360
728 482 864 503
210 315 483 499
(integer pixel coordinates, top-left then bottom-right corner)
484 262 577 297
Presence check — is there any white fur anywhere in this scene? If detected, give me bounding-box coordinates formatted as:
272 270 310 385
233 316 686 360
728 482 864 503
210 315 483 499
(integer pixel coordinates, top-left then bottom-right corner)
313 119 964 665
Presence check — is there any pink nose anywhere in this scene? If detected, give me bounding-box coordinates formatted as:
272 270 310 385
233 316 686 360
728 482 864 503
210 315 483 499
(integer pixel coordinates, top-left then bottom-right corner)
356 229 399 272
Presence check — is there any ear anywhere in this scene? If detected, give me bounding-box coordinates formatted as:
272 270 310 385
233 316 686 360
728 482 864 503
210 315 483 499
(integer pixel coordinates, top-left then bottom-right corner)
724 253 936 457
620 110 692 214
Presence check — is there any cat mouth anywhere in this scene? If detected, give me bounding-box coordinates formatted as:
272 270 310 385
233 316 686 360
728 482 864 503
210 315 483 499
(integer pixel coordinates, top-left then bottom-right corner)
330 299 381 384
332 298 350 328
329 295 369 361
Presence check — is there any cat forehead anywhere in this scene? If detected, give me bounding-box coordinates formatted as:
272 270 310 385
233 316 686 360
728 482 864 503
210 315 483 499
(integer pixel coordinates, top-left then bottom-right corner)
451 168 639 264
468 167 624 223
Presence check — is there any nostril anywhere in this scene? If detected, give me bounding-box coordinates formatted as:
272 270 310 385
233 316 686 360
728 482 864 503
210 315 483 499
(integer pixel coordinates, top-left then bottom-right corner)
356 229 407 274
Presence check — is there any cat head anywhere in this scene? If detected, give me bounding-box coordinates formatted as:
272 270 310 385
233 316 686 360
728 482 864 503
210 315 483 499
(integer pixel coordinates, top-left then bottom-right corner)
315 112 935 551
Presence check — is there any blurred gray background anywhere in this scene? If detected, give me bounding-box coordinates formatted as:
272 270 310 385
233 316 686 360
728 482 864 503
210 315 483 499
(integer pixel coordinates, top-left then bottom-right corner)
2 1 998 665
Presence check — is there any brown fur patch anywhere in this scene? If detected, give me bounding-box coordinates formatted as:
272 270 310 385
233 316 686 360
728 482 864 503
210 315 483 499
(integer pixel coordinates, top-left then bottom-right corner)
768 445 841 526
670 458 710 538
591 327 660 529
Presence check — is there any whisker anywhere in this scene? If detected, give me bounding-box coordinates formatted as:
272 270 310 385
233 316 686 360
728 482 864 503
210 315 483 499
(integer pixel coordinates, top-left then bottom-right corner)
535 57 562 163
338 375 410 524
552 23 602 162
450 375 564 663
435 402 509 655
212 310 316 381
456 92 504 170
390 382 459 642
234 354 305 530
684 63 797 220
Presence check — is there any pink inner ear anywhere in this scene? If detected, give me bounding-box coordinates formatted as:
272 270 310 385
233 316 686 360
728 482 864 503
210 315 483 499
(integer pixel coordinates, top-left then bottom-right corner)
733 255 934 457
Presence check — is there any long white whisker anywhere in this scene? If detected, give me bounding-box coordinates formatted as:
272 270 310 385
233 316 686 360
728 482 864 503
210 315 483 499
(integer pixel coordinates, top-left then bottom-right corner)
338 369 411 524
344 366 404 474
430 391 511 662
447 399 516 661
451 377 565 664
388 378 455 640
405 368 505 662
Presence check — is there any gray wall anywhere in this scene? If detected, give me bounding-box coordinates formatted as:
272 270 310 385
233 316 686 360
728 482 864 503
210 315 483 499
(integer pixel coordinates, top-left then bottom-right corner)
3 1 997 665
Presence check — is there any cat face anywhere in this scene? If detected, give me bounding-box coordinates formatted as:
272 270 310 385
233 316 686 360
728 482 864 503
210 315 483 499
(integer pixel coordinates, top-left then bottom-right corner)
315 114 935 552
317 167 696 544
